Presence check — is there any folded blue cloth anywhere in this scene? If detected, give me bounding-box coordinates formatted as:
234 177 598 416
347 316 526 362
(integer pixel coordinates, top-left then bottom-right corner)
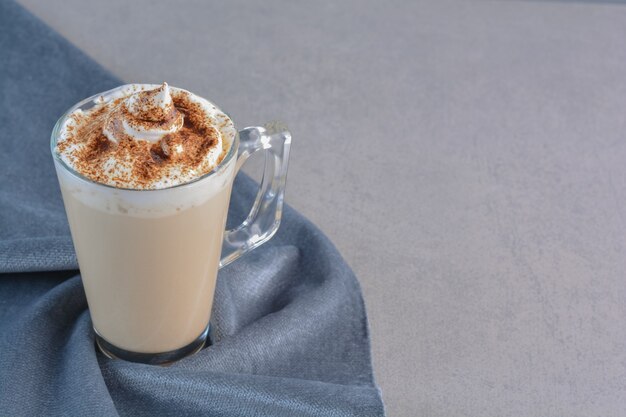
0 1 384 415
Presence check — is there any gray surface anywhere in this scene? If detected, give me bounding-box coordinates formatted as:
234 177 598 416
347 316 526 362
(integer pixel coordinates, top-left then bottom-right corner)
16 0 626 415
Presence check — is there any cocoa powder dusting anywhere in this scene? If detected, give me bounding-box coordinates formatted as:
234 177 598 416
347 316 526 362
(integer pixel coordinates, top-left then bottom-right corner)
58 89 229 189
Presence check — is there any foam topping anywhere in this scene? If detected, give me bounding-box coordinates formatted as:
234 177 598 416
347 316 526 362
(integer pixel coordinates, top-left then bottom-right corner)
55 83 235 189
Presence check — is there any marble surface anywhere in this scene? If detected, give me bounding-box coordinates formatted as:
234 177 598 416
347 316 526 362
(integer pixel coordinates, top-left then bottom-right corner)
18 0 626 415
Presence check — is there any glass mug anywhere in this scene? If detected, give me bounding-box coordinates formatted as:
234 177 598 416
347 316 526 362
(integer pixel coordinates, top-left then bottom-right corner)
51 87 291 364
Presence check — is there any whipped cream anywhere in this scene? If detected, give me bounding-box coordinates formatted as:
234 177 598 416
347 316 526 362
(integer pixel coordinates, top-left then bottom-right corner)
55 83 236 190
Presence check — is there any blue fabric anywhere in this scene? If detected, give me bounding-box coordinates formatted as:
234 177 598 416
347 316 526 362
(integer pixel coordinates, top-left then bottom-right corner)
0 1 384 415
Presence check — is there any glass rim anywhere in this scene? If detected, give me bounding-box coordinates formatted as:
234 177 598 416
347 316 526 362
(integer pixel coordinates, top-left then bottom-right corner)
50 85 240 192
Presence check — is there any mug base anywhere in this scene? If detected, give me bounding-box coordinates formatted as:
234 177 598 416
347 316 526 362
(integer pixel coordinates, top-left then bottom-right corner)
95 325 209 365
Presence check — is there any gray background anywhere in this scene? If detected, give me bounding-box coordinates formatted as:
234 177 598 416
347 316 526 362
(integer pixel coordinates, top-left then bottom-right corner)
16 0 626 415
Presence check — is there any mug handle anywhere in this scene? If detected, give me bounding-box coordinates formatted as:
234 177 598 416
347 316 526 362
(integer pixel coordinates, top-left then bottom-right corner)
219 122 292 268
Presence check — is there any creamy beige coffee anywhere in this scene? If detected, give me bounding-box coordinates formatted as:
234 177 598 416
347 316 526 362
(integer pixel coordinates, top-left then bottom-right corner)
54 83 237 353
